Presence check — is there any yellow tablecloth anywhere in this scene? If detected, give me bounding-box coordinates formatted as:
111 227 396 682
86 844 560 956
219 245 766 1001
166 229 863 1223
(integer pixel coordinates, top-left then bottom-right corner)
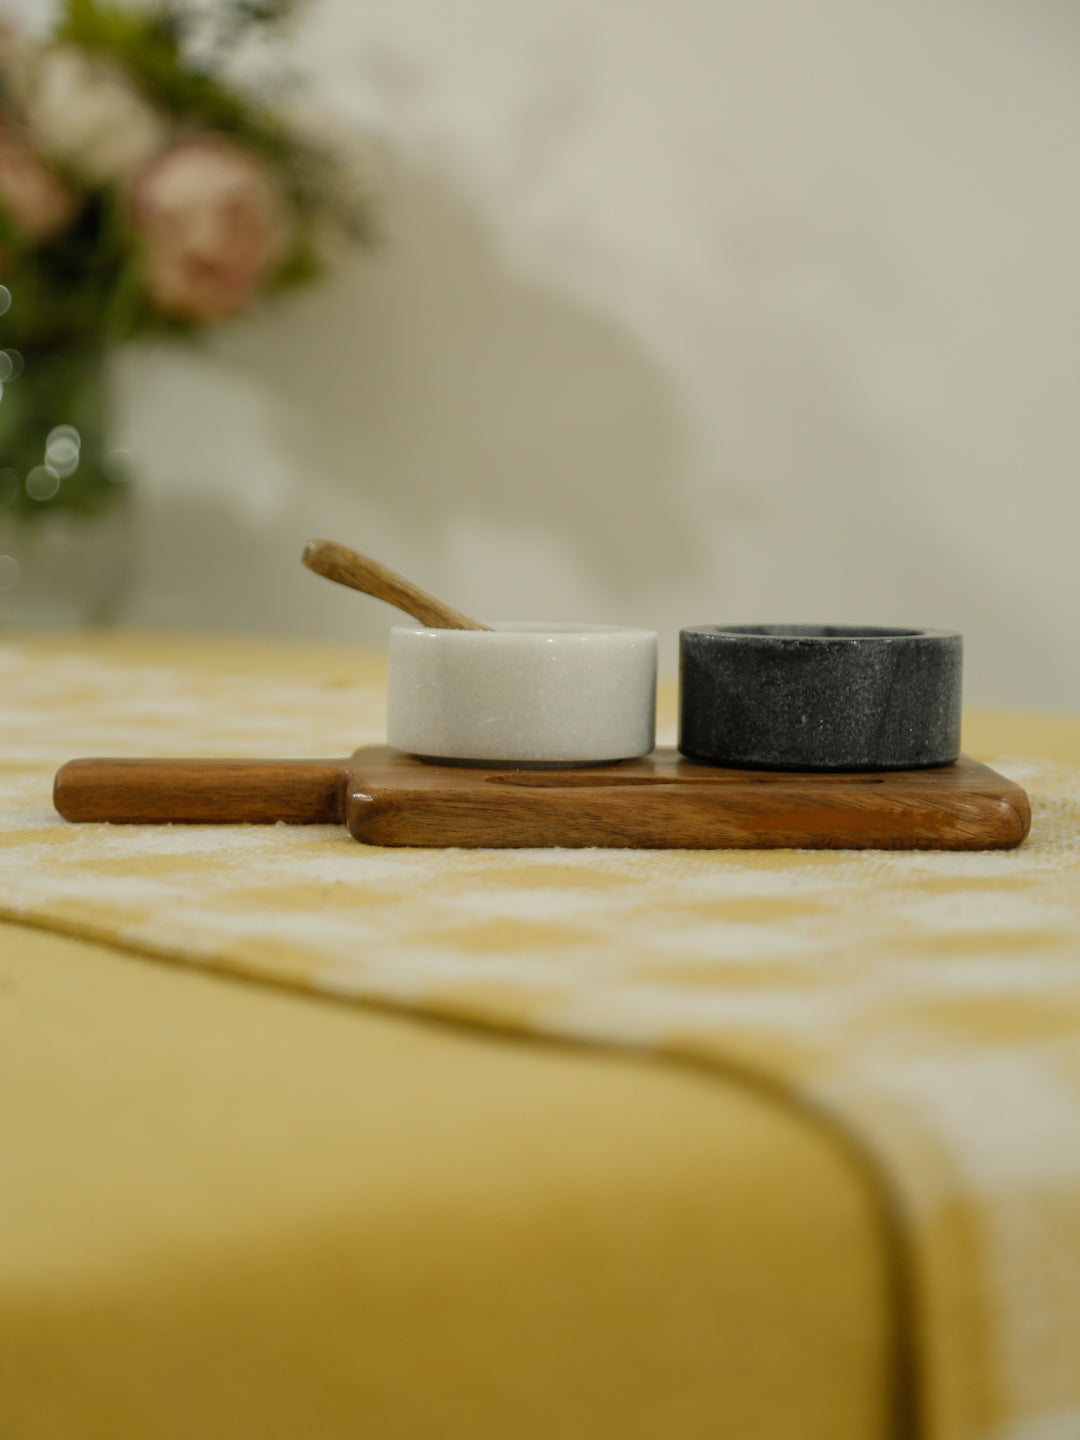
3 632 1080 1440
2 924 892 1440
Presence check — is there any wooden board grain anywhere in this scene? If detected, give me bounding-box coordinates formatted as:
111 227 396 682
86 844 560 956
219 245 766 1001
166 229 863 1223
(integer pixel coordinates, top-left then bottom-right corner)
55 748 1031 850
342 748 1030 850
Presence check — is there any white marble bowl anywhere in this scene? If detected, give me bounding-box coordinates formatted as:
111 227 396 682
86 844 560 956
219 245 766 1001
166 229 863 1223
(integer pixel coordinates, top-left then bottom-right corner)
387 622 658 766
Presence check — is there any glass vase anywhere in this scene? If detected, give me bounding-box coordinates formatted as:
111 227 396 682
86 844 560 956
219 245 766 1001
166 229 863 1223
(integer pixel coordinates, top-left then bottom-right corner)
0 341 133 629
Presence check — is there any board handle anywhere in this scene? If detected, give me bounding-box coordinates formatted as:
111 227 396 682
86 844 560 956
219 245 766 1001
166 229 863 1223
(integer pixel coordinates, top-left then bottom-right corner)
53 758 348 825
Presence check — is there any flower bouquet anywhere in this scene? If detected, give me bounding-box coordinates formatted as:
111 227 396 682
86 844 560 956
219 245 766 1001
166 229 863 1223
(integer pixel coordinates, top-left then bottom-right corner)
0 0 369 622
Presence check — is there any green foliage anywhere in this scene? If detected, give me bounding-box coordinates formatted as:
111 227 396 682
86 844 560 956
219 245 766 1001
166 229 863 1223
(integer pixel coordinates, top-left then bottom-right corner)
57 1 289 158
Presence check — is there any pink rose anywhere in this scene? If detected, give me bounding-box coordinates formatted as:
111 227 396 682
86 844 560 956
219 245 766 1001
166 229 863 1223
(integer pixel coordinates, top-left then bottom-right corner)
0 18 17 72
0 109 77 242
132 136 290 322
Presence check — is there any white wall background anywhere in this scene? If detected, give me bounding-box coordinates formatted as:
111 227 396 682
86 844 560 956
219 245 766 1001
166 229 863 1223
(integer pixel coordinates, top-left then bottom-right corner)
27 0 1080 706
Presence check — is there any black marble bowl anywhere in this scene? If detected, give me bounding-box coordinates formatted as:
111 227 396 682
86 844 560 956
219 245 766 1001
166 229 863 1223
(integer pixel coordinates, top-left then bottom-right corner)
679 625 962 771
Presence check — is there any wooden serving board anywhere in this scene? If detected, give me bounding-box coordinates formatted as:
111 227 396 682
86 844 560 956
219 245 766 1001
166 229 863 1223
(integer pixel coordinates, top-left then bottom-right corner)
53 747 1030 850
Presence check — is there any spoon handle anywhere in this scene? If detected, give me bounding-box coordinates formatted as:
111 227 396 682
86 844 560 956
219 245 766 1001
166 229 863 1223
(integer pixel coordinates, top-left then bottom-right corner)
302 540 491 631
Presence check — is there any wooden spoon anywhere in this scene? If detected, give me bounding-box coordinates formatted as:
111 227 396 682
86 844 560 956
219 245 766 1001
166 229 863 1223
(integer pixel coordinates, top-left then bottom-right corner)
302 539 491 631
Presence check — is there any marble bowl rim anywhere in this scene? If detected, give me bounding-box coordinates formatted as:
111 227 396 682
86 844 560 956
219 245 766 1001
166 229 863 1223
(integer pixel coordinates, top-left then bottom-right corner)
680 624 960 645
391 621 658 644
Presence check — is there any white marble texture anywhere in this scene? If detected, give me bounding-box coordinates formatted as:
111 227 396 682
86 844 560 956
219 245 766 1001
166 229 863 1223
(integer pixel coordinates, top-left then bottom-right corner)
387 622 657 763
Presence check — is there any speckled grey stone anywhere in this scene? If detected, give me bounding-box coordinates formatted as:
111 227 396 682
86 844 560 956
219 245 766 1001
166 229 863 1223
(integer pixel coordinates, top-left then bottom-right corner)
679 626 962 771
